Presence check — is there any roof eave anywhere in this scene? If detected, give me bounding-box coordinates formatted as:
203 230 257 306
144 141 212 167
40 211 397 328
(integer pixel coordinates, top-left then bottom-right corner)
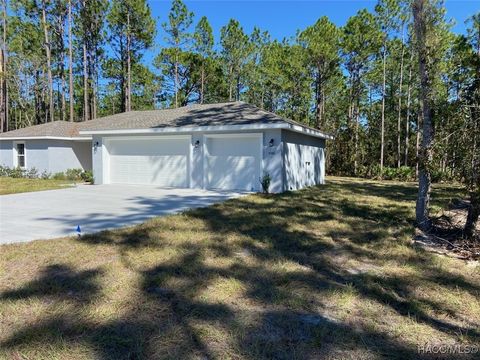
79 123 333 140
0 136 92 141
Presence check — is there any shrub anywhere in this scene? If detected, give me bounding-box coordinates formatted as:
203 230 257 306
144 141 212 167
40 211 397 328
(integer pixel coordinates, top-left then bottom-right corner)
0 165 11 177
81 170 94 183
65 168 83 181
52 172 66 180
259 173 271 194
40 170 51 180
371 165 415 182
9 167 25 178
24 167 39 179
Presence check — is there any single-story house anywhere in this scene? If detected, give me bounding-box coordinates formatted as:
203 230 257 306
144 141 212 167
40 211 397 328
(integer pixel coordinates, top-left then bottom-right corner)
0 102 332 193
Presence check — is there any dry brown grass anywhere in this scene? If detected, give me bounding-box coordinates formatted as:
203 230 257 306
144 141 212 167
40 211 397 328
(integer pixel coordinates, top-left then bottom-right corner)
1 177 479 359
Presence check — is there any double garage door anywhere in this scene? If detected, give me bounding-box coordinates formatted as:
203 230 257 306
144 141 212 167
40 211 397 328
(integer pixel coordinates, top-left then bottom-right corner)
106 134 261 191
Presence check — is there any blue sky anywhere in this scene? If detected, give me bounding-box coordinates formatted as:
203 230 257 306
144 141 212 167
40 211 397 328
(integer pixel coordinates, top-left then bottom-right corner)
145 0 479 63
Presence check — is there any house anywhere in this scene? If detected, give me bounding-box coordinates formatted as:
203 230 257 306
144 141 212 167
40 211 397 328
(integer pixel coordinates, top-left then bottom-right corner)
0 102 332 192
0 121 92 175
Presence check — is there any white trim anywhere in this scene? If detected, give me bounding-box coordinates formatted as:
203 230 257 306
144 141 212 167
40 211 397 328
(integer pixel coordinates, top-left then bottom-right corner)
203 132 262 139
13 141 26 168
103 134 191 141
79 123 333 140
0 136 92 141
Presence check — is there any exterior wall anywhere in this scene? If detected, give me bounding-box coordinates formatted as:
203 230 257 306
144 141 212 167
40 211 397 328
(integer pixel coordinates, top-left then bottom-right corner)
282 130 326 191
24 140 49 171
262 129 283 193
0 140 14 168
93 129 285 192
48 140 92 173
0 139 92 174
92 135 107 184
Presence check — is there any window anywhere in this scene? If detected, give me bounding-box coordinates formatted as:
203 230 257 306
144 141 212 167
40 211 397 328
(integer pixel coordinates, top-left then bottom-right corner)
15 143 25 168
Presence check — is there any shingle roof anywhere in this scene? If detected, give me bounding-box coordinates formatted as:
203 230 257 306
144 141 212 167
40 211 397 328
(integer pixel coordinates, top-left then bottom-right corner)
79 101 289 132
0 102 331 139
0 121 82 138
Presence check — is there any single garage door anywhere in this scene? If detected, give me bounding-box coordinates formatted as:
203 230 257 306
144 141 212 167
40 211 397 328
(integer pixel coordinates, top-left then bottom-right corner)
107 136 190 187
205 134 261 191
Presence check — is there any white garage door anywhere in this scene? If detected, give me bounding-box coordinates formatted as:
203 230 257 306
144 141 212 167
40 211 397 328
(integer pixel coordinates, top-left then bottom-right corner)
107 136 190 187
205 134 261 191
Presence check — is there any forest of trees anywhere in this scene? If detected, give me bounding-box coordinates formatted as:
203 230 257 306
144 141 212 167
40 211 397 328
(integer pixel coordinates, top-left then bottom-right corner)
0 0 478 234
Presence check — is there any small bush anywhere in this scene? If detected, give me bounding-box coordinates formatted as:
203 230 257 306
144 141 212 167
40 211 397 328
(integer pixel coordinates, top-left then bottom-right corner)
52 172 66 180
65 168 83 181
24 167 39 179
81 170 94 183
260 173 271 194
371 165 415 181
9 167 26 178
0 165 90 181
40 170 51 179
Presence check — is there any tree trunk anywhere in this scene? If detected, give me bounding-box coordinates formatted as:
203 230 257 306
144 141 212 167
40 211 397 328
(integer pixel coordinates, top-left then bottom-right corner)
0 0 7 132
41 0 54 122
174 49 178 108
413 0 434 232
397 27 406 168
93 63 97 119
200 61 205 104
380 41 387 177
354 102 359 176
83 41 89 121
464 192 479 239
0 45 4 132
126 11 132 112
228 65 233 101
315 69 323 129
68 0 74 122
236 74 241 101
59 18 66 122
405 57 413 166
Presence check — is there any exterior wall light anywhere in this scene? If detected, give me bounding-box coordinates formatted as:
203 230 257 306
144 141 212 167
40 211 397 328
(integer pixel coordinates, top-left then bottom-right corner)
93 141 99 152
194 140 200 148
269 138 274 147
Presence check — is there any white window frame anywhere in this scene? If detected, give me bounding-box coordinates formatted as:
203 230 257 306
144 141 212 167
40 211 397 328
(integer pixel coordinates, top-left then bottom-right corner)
13 141 26 169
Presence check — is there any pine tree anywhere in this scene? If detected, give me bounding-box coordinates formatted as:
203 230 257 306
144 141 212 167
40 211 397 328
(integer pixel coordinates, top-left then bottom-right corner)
106 0 155 113
162 0 193 108
220 19 250 101
193 16 213 104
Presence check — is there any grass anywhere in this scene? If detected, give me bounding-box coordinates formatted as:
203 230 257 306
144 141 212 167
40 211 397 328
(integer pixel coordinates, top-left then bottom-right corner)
0 177 75 195
0 177 479 359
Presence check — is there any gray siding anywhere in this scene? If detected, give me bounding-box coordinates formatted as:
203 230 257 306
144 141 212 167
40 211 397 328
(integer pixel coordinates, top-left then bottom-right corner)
25 140 49 172
282 130 326 191
0 140 14 167
48 140 91 173
0 139 92 174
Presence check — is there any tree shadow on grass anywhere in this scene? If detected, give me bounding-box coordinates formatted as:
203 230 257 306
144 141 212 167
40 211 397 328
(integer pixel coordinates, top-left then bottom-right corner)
1 180 478 359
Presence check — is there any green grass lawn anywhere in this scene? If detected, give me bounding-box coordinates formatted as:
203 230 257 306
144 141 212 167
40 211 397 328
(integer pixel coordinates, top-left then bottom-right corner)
0 177 479 359
0 177 75 195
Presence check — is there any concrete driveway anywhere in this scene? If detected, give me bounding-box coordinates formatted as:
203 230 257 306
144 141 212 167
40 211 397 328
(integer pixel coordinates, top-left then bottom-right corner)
0 184 243 244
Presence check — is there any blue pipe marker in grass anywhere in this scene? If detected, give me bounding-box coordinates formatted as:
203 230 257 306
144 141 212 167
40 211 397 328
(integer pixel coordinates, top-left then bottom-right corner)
76 225 81 237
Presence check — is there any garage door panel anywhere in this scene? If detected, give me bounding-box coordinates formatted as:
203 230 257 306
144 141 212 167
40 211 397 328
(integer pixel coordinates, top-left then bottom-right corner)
108 137 189 187
206 156 256 190
205 135 261 191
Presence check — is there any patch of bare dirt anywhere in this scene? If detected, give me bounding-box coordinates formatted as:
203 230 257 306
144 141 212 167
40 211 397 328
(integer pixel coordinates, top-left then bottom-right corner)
415 199 480 261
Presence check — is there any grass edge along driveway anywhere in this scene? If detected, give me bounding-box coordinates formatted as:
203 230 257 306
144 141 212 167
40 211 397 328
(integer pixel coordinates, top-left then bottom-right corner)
1 177 479 360
0 177 75 195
